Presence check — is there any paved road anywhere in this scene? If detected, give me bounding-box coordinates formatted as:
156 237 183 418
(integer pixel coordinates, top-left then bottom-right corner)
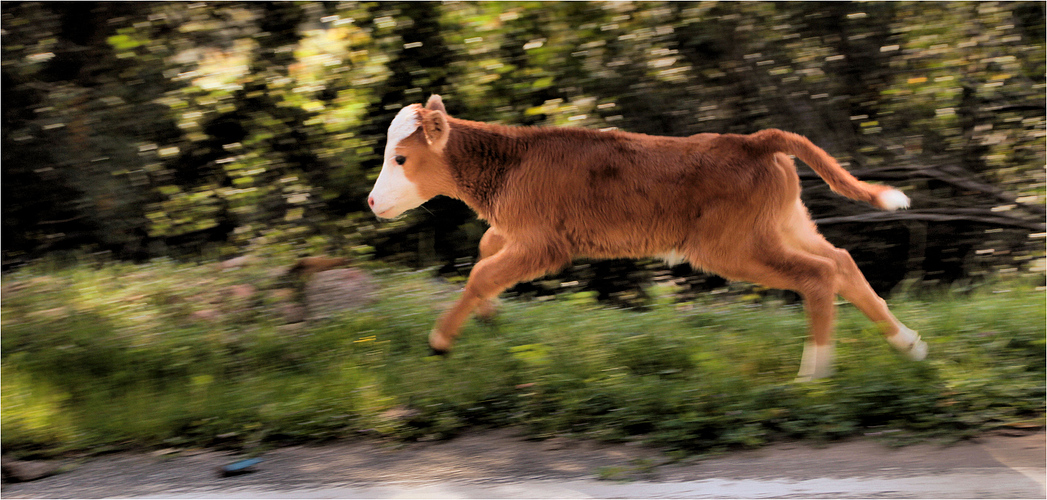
3 428 1043 498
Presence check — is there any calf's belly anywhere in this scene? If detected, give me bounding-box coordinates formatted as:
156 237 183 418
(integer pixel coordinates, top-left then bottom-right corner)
561 218 692 262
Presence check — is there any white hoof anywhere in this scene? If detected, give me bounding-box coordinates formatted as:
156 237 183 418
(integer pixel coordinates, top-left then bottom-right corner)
887 326 927 361
907 338 928 361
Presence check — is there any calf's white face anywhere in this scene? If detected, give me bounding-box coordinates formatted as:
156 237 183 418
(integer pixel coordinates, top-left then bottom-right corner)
368 104 426 219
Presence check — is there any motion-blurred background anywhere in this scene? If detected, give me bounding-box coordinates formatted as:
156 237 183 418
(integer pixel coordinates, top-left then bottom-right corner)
3 2 1045 464
3 1 1044 299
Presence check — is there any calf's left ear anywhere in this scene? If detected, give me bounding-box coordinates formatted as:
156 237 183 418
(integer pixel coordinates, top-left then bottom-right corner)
421 109 449 152
425 94 446 113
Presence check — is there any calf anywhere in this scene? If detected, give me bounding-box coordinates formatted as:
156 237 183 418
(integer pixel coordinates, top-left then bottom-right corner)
368 95 927 380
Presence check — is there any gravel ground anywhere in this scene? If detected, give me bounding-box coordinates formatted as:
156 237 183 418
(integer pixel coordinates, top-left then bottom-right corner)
3 428 1043 498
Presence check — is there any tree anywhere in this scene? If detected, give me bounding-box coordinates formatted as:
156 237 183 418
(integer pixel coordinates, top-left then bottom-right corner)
3 1 1043 294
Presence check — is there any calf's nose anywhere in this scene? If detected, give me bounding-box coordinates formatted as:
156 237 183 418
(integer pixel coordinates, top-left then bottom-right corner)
367 196 375 209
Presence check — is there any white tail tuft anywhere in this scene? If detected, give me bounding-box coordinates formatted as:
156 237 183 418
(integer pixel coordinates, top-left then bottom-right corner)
878 189 910 211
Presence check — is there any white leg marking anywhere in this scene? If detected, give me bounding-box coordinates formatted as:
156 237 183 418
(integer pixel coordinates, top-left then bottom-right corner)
887 325 927 361
796 341 835 382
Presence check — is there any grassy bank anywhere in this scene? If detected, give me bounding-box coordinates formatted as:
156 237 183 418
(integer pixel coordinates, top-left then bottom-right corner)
2 259 1044 457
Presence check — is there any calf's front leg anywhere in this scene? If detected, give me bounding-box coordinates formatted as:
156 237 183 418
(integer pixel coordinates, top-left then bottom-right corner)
473 228 507 321
429 243 566 354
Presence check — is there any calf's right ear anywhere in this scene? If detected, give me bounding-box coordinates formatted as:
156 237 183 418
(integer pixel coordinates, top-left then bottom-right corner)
421 108 449 152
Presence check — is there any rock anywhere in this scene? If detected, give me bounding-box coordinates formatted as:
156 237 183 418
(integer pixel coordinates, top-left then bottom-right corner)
305 268 377 320
191 309 221 322
381 406 420 423
1 456 61 483
218 255 256 271
279 303 307 324
28 307 71 320
226 284 256 300
288 256 350 279
268 288 296 302
277 323 306 335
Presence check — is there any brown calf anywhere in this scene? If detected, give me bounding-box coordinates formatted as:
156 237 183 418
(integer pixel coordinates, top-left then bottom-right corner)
368 95 926 380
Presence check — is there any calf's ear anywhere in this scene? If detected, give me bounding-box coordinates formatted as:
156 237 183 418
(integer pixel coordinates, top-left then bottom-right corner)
425 94 446 113
421 108 449 152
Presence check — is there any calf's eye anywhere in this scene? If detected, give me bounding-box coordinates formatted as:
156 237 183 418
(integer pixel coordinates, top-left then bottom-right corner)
394 155 406 165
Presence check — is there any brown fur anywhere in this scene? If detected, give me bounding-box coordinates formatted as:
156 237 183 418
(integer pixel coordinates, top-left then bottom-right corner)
387 95 913 376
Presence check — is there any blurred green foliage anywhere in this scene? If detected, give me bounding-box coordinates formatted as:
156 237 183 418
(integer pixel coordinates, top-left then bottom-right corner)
2 2 1045 296
1 260 1043 454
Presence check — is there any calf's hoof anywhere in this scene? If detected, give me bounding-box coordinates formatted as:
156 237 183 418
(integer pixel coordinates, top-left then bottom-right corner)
887 326 927 361
428 346 449 357
428 328 452 357
906 338 928 361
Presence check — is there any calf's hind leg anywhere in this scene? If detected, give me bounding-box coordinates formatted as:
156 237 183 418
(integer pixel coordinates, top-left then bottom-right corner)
784 205 927 361
826 247 927 360
690 238 840 381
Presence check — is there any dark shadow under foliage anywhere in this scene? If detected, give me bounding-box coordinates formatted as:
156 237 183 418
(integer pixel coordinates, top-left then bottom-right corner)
3 2 1044 301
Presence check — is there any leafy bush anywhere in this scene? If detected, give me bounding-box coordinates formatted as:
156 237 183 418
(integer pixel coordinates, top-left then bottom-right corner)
1 259 1043 457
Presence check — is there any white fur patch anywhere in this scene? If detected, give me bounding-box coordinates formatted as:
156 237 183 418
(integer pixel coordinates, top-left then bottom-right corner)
384 104 421 159
370 162 424 219
878 189 910 211
369 105 426 219
887 325 927 361
658 251 687 267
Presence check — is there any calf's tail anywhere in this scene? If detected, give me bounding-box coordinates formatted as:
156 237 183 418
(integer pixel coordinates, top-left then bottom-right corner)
750 129 909 211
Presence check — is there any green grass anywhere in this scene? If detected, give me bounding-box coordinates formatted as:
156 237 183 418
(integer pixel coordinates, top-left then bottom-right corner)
2 258 1044 458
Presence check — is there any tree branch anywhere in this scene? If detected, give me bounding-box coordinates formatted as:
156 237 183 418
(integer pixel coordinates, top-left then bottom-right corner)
799 163 1045 216
814 209 1045 232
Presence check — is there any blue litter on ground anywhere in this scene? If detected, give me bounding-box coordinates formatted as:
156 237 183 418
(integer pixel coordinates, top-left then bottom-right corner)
218 458 262 477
